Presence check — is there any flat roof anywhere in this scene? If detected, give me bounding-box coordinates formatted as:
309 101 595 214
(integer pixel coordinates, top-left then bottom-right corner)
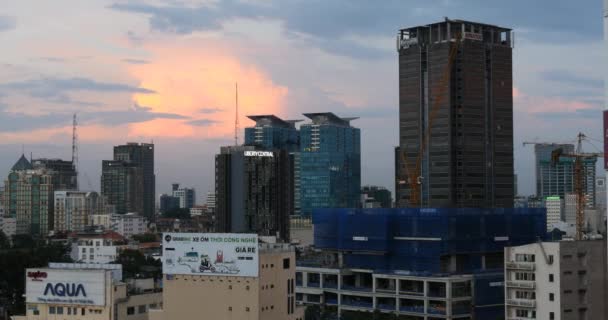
400 17 511 32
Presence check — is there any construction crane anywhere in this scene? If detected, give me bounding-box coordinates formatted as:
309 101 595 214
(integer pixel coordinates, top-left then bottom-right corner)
398 33 462 207
551 132 603 240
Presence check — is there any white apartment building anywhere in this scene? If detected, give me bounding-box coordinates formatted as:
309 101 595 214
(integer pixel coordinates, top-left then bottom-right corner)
70 231 123 264
110 213 147 238
504 240 607 320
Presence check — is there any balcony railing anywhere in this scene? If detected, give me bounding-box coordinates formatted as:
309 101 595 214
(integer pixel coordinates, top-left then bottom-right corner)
506 262 536 271
506 280 535 289
506 299 536 308
399 305 425 314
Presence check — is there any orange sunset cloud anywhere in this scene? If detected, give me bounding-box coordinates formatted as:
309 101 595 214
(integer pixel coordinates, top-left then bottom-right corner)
126 39 289 139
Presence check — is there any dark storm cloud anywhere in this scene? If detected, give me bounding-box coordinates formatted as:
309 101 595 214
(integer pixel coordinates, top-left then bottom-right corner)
0 16 16 32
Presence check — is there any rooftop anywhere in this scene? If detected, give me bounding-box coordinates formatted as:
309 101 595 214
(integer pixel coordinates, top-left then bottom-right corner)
400 17 511 32
303 112 358 127
247 114 302 128
11 154 33 171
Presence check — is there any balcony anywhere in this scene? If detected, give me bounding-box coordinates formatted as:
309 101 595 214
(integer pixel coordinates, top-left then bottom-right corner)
506 262 536 271
506 280 535 289
506 299 536 308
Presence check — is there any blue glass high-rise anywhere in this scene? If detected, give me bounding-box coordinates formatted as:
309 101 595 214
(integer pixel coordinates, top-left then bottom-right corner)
244 115 300 152
299 113 361 217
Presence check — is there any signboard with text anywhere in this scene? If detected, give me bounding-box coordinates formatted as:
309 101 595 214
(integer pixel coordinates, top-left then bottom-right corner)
25 269 106 306
163 233 259 277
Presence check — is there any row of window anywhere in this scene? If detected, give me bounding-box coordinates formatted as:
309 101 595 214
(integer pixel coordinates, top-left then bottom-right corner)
126 304 147 315
49 306 101 316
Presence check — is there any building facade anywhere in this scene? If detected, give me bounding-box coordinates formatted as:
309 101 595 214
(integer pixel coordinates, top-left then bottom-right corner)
69 231 123 264
504 240 608 320
171 183 195 209
396 19 514 208
158 194 179 214
361 185 392 208
215 146 293 242
538 155 597 209
299 113 360 216
296 207 546 319
110 213 147 238
245 115 300 152
545 196 563 232
151 239 301 320
54 191 104 233
101 160 144 215
0 215 16 240
31 158 78 190
13 263 162 320
113 143 155 219
3 155 76 236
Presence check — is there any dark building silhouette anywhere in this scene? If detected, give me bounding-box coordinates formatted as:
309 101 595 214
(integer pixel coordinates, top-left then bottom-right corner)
101 160 144 215
396 18 514 208
113 143 155 218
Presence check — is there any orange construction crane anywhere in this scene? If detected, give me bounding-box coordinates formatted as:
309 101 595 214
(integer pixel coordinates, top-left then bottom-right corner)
398 33 462 207
551 132 603 240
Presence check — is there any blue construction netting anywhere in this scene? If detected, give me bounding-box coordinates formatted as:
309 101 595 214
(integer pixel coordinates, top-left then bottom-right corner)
313 207 546 273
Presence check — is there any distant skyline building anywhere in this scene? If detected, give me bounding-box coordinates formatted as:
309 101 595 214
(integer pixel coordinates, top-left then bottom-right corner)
245 115 301 152
215 146 292 241
171 183 195 209
113 143 155 219
545 196 563 231
101 160 144 215
361 185 392 208
3 154 76 236
54 190 104 233
395 19 514 208
299 113 360 216
159 194 180 214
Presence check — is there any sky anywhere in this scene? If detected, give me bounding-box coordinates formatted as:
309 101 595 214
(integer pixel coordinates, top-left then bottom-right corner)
0 0 605 202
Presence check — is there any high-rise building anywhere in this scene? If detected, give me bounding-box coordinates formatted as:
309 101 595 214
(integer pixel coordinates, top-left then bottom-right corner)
31 158 77 190
504 240 608 320
244 115 300 152
171 183 196 209
3 155 76 236
215 146 292 241
299 113 360 216
101 160 144 215
545 196 563 231
361 186 392 208
113 143 155 219
54 191 104 233
395 19 514 208
159 194 180 214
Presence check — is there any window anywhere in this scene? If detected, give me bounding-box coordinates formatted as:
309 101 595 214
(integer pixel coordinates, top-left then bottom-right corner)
68 307 72 315
127 307 135 315
283 258 290 269
82 308 85 316
549 293 554 301
138 305 146 313
149 304 158 309
49 307 56 314
57 307 64 315
549 274 554 282
548 255 554 264
515 254 535 262
550 312 555 319
33 310 39 315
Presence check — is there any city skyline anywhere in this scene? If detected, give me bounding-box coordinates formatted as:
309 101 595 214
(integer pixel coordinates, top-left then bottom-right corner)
0 1 605 199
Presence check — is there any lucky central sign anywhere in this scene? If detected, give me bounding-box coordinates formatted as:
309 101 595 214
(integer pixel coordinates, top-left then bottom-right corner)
26 269 105 306
163 233 259 277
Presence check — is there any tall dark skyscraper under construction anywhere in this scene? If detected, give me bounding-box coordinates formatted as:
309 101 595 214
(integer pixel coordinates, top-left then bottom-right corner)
395 18 514 208
113 142 155 218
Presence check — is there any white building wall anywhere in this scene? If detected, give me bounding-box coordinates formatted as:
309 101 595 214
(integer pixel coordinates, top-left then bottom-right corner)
505 243 561 320
111 214 147 238
545 198 563 231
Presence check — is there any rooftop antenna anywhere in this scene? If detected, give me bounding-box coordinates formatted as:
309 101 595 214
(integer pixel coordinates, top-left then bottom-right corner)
72 113 79 189
235 82 239 146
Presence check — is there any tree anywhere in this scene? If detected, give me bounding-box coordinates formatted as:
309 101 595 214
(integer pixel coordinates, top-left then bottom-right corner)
132 233 158 243
114 249 162 279
0 231 9 250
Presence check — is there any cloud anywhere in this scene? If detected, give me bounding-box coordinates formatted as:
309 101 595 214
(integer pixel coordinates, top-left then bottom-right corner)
199 107 223 114
0 16 16 32
0 77 155 106
539 69 603 90
187 118 219 126
123 58 150 65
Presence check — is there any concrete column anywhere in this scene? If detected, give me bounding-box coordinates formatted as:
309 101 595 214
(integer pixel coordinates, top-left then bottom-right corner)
303 272 308 287
446 281 452 317
372 276 376 293
320 273 324 288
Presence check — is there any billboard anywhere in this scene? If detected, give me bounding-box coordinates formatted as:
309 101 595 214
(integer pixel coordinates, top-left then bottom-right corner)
163 233 259 277
26 269 106 306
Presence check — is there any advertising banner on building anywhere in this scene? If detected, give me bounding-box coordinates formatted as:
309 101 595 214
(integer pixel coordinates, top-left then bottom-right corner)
604 110 608 169
162 233 259 277
26 269 106 306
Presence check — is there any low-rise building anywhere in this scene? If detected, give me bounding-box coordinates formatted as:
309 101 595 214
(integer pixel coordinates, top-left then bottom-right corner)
504 240 608 320
12 263 162 320
69 231 125 264
0 215 16 240
110 213 147 238
150 233 303 320
546 196 563 231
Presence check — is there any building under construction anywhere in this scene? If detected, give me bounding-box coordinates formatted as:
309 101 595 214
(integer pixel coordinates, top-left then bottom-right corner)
395 18 514 208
